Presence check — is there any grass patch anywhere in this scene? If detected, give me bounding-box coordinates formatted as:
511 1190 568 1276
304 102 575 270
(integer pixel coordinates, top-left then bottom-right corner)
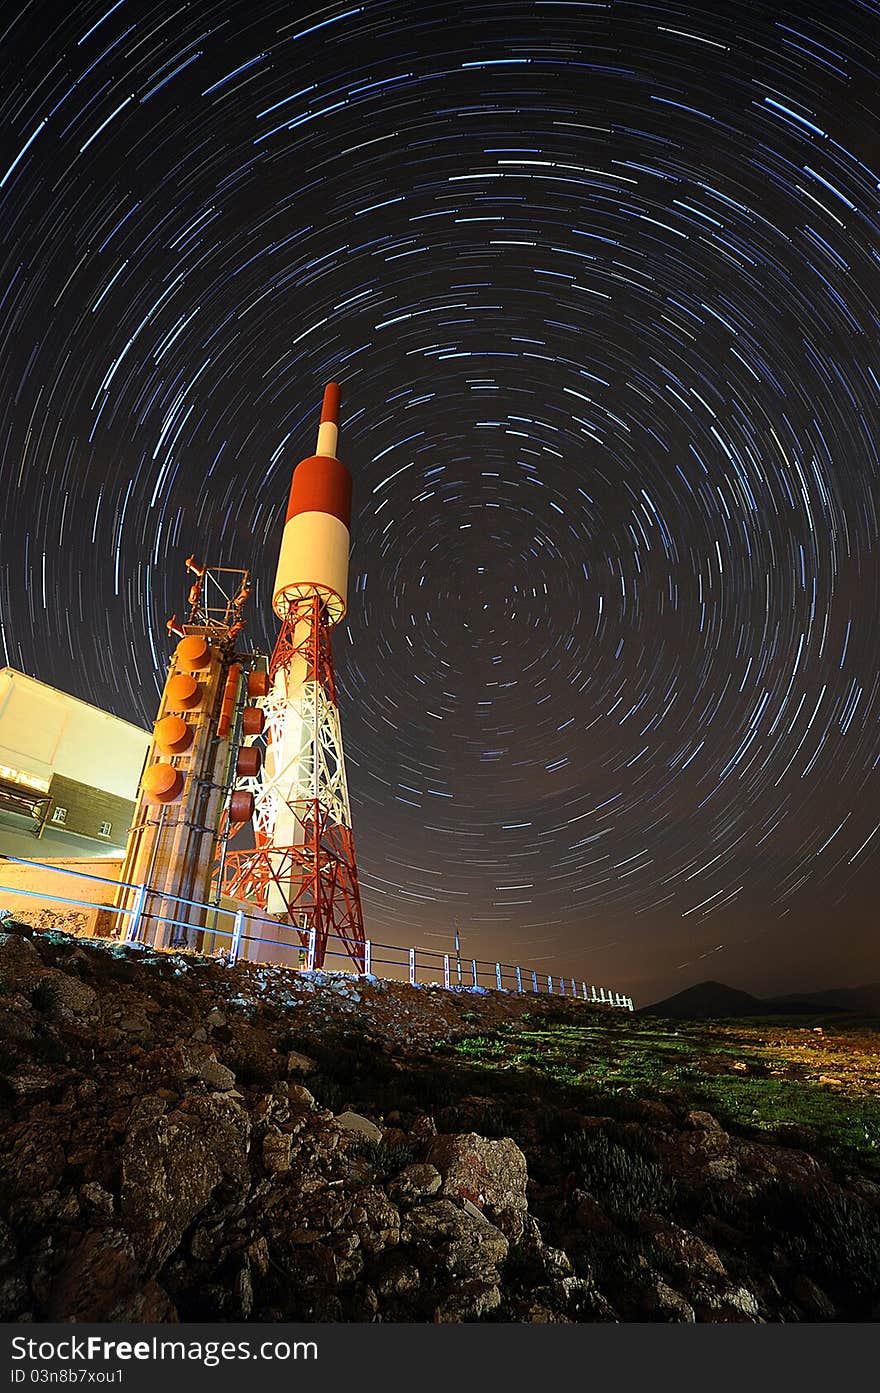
452 1014 880 1173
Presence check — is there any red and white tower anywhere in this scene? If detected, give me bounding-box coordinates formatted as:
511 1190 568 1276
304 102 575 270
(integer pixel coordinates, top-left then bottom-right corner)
222 384 365 970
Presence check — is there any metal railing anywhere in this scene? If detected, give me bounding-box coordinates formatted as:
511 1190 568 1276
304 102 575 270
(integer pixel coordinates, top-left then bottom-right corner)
0 855 634 1010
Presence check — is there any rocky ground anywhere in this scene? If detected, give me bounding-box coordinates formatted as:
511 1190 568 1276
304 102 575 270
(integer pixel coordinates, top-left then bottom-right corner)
1 919 878 1323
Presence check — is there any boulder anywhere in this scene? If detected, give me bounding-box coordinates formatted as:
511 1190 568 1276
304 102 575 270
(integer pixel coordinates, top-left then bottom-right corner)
335 1111 382 1142
197 1058 236 1091
404 1198 508 1320
641 1277 696 1322
640 1215 727 1278
262 1130 293 1175
387 1163 442 1206
286 1051 317 1077
375 1259 421 1296
686 1110 725 1133
427 1132 528 1242
120 1099 249 1269
348 1186 400 1254
792 1274 836 1320
47 1228 177 1322
288 1084 316 1110
697 1283 761 1322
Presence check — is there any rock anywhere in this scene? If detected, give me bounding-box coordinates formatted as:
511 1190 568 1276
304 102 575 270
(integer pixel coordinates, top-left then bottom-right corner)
427 1132 528 1242
792 1274 836 1320
197 1058 236 1091
435 1280 502 1322
189 1226 215 1260
335 1111 382 1142
0 931 40 967
640 1216 727 1278
460 1196 490 1224
234 1265 253 1318
0 935 96 1018
410 1113 437 1139
79 1183 115 1218
0 1274 29 1320
717 1285 761 1320
205 1008 226 1027
542 1246 574 1277
0 1217 17 1267
348 1186 400 1254
0 1012 35 1044
686 1110 725 1133
120 1104 245 1269
406 1197 508 1270
642 1277 696 1322
44 973 98 1019
286 1051 316 1077
519 1300 560 1323
182 1093 252 1187
572 1190 615 1235
5 1122 65 1197
375 1259 420 1296
620 1098 675 1126
247 1236 270 1278
1 1068 57 1096
387 1164 442 1206
403 1198 508 1321
288 1084 316 1109
47 1228 178 1322
262 1130 293 1175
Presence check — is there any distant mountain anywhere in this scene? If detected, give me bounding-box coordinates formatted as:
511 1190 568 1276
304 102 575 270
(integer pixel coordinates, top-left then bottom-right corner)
771 983 880 1015
638 980 767 1019
638 978 880 1019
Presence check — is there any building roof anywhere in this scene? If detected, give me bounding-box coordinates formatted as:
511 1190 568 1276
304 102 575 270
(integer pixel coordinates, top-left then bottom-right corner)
0 667 150 800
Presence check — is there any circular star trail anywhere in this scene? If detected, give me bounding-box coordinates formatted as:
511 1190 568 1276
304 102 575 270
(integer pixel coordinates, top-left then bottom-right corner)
2 0 879 1001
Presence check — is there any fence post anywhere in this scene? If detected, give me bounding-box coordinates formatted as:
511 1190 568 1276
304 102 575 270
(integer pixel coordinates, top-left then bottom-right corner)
229 909 245 964
495 962 502 990
471 958 478 987
516 966 523 993
560 976 565 996
125 884 147 943
409 948 416 985
599 987 606 1002
306 928 316 972
443 953 450 989
571 977 576 996
547 975 553 994
581 982 587 999
364 940 371 977
531 970 538 993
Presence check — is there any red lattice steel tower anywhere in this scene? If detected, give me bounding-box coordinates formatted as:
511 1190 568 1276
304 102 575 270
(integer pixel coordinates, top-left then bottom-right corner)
221 384 365 970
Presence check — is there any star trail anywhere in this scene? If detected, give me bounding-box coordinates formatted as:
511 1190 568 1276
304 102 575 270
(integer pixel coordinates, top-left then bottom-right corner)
1 0 879 1002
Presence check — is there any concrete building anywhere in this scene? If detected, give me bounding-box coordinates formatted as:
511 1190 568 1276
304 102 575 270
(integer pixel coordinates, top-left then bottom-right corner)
0 667 150 860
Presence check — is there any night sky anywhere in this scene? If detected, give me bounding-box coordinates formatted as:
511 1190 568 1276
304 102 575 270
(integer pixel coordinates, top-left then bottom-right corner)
2 0 879 1005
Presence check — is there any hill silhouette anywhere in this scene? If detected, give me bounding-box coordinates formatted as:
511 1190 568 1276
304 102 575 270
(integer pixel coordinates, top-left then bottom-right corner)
638 978 880 1019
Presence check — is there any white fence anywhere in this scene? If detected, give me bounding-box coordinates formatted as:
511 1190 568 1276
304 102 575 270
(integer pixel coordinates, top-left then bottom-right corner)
0 855 634 1010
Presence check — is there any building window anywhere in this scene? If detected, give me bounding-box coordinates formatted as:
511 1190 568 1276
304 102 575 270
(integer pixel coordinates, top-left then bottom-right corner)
99 821 112 837
51 806 67 824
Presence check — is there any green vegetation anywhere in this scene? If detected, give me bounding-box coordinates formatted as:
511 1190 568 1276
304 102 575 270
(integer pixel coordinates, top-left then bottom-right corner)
452 1013 880 1173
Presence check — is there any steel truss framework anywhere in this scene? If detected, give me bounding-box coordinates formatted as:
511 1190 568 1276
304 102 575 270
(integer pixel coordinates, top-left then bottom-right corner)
221 594 365 970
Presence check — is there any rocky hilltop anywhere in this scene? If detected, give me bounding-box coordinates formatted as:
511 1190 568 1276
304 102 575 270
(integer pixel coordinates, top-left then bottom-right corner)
1 920 878 1323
